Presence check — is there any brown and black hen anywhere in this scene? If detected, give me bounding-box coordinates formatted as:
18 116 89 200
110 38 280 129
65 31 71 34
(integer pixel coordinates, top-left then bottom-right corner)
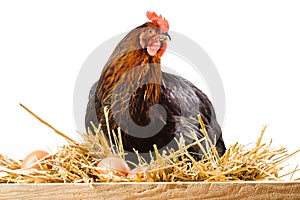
85 11 226 160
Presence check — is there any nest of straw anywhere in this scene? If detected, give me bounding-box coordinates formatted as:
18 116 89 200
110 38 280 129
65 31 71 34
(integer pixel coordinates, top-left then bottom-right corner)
0 105 299 183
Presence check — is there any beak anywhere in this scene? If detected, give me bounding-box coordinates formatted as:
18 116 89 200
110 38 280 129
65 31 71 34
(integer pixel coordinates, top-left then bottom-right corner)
158 33 171 41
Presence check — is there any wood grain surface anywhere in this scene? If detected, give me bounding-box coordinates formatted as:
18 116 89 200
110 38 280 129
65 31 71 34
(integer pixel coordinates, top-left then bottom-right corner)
0 182 299 200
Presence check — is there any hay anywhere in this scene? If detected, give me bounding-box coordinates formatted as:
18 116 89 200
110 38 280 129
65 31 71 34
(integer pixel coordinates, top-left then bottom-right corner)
0 104 299 183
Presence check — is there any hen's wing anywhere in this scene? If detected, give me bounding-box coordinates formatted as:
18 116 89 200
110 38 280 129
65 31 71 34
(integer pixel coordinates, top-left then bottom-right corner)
161 72 226 157
85 82 99 131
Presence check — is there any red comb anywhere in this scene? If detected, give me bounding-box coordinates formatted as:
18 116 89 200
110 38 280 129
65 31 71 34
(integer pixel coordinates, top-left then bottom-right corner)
146 11 169 32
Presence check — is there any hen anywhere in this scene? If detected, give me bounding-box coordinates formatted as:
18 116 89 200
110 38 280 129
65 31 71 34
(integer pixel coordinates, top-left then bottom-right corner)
85 11 226 160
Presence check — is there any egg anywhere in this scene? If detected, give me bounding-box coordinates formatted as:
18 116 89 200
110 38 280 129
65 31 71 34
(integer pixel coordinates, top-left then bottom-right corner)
22 150 50 169
96 157 130 176
127 165 148 179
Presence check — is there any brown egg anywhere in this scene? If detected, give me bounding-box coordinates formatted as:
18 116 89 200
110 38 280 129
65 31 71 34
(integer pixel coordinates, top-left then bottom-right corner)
22 150 50 169
96 157 130 176
127 165 148 179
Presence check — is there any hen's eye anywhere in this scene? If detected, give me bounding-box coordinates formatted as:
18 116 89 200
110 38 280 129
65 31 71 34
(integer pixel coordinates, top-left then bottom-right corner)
148 28 153 34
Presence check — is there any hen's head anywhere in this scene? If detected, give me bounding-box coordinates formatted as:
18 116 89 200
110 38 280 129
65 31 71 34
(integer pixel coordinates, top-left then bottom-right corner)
138 11 171 57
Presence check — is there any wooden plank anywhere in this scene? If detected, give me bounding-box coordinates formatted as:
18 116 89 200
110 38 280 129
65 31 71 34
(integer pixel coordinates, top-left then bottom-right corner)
0 182 299 200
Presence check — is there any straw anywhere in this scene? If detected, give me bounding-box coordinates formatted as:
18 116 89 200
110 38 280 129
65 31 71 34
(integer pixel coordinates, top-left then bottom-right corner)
0 105 299 183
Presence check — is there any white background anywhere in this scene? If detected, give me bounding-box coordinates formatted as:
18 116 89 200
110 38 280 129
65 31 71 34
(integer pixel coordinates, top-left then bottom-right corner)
0 1 299 178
